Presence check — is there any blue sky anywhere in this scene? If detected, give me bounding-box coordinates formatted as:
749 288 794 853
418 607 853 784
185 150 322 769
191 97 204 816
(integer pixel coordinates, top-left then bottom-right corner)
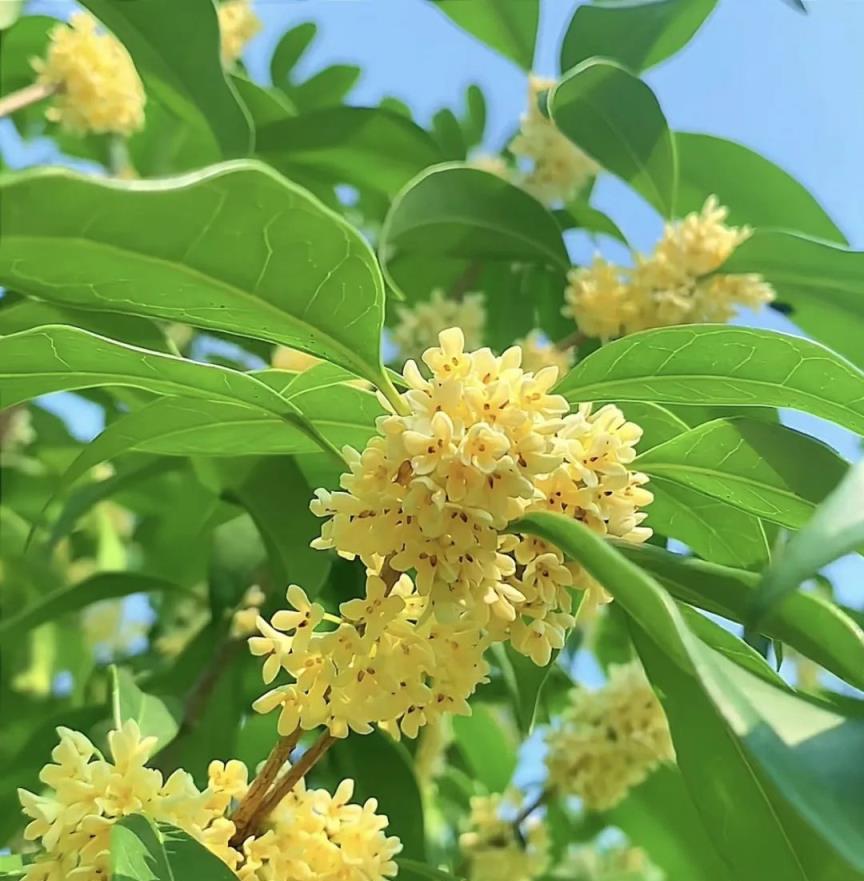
8 0 864 603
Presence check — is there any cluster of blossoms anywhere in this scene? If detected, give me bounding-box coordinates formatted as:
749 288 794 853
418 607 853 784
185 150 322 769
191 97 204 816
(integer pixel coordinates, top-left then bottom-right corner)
33 12 146 137
251 328 651 740
564 197 775 340
391 291 486 365
564 843 664 881
515 330 574 377
218 0 262 66
509 76 599 206
459 792 548 881
545 661 674 810
19 721 400 881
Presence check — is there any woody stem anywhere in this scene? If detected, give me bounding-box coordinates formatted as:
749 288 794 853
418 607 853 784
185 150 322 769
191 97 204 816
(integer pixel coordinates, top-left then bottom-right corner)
229 727 302 845
0 82 56 118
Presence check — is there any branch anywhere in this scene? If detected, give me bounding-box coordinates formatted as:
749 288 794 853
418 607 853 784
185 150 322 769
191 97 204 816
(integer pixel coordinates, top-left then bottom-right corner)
0 82 56 118
256 732 336 819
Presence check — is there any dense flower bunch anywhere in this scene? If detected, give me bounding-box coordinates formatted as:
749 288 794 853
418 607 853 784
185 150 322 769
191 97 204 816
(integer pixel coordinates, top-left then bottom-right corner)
564 842 663 881
510 76 598 206
564 197 775 340
33 13 146 137
218 0 262 65
250 329 651 739
459 792 548 881
545 661 675 810
18 721 240 880
391 291 486 365
19 722 401 881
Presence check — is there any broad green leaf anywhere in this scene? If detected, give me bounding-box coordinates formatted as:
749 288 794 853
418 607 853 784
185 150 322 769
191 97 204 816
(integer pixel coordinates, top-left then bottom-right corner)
0 298 170 353
158 823 242 880
381 164 570 289
431 108 467 160
550 60 677 217
560 0 717 74
111 666 180 753
648 476 771 568
556 201 628 244
81 0 252 160
256 108 442 197
289 64 361 111
752 461 864 629
724 231 864 368
557 325 864 436
0 325 335 458
675 133 846 242
0 572 187 645
607 766 734 881
112 815 172 881
452 705 517 793
270 21 317 89
331 730 426 861
517 512 864 880
0 162 397 399
462 84 486 147
617 541 864 693
498 643 558 734
231 75 295 127
637 418 849 529
619 401 688 450
432 0 539 69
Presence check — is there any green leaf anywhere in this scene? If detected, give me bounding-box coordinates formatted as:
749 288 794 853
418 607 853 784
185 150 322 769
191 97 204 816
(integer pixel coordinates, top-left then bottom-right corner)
290 64 361 111
637 418 850 529
111 666 180 753
0 162 397 398
560 0 718 74
617 541 864 694
158 823 243 880
550 60 677 217
397 859 462 881
752 461 864 629
231 75 295 127
499 643 558 734
452 705 517 793
516 512 864 880
557 325 864 436
0 298 170 353
256 108 442 198
270 22 317 88
331 730 426 861
381 164 570 289
648 476 771 568
0 572 185 645
431 108 467 161
556 200 629 244
432 0 539 69
81 0 252 160
724 231 864 368
607 766 734 881
462 84 486 147
675 133 846 242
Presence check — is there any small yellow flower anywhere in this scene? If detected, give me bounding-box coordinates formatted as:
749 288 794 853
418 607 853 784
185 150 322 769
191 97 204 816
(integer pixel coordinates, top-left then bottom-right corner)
33 13 145 137
218 0 262 66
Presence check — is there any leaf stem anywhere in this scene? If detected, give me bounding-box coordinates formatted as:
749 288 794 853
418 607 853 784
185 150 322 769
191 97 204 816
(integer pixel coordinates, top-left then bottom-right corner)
0 82 56 118
379 371 409 416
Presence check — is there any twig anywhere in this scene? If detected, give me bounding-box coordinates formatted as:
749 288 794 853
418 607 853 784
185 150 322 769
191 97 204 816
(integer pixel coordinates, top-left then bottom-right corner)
229 727 302 845
237 732 337 841
554 330 587 352
0 82 56 118
514 788 550 827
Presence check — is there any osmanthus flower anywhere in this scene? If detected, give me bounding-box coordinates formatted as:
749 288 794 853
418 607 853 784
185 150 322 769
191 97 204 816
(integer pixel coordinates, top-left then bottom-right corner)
510 75 598 207
32 13 145 137
251 328 652 740
545 660 675 811
564 196 775 340
515 330 575 377
218 0 262 66
19 723 402 881
459 792 548 881
391 289 486 365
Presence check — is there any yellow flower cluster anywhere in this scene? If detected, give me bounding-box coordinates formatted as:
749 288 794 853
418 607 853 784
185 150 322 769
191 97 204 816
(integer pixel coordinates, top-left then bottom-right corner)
515 330 574 377
237 776 401 881
391 290 486 365
459 792 548 881
250 329 651 740
510 76 598 206
18 721 240 881
564 842 663 881
231 585 268 638
218 0 262 66
33 13 145 137
19 722 401 881
564 197 775 340
545 661 675 810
